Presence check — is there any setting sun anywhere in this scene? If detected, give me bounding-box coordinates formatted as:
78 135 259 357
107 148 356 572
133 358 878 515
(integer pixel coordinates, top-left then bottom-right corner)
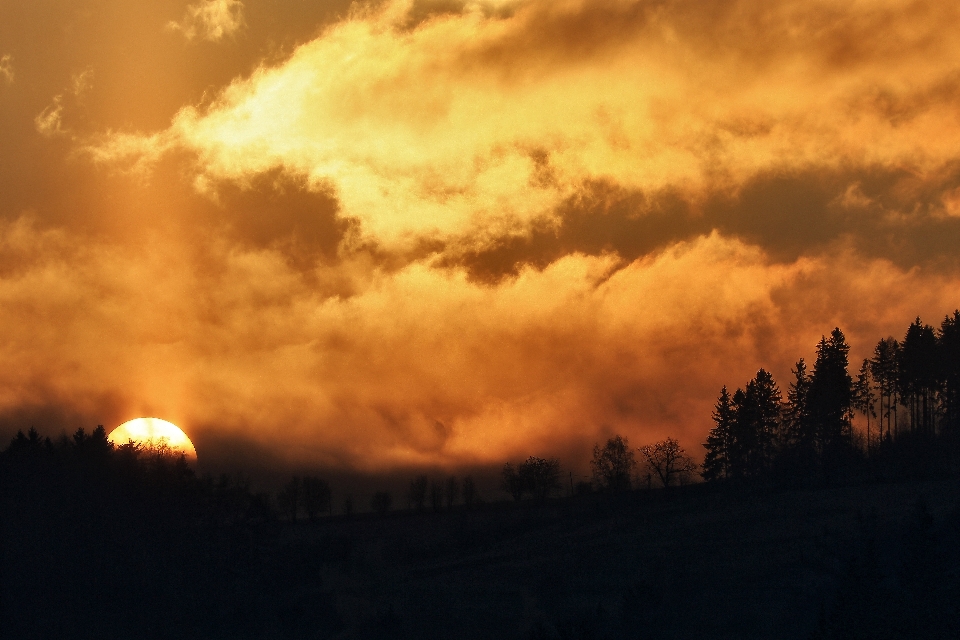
108 418 198 461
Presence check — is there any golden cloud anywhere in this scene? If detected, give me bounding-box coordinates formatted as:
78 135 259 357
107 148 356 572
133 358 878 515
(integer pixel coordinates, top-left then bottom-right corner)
0 55 13 85
167 0 246 42
5 0 960 472
91 0 960 253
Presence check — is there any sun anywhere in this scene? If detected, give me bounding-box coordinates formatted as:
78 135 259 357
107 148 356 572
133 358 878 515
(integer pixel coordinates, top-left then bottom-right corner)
108 417 198 461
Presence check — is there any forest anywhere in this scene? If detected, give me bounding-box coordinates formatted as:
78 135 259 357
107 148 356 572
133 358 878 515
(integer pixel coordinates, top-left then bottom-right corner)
2 312 959 639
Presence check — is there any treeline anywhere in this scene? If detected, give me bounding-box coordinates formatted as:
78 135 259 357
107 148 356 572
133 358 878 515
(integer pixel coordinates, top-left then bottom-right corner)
703 311 960 486
0 426 281 638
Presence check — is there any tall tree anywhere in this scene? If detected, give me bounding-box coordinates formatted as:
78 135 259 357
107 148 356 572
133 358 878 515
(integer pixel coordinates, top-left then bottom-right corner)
940 311 960 433
870 337 900 440
808 328 854 467
703 386 734 481
852 358 877 450
783 359 813 452
729 369 782 478
898 318 940 435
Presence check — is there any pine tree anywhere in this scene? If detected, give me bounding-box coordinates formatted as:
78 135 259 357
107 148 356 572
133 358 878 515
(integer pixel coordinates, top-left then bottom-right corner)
853 358 876 450
870 337 900 440
898 318 939 435
808 328 854 469
703 386 734 481
728 370 781 479
940 311 960 433
784 359 812 450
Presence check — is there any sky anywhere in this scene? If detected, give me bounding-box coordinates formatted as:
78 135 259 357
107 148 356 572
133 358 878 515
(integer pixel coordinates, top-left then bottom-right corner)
1 0 959 473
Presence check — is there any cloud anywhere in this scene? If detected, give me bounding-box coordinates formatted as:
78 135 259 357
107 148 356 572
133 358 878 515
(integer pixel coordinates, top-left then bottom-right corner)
34 97 64 137
8 0 960 473
91 0 960 260
33 69 95 138
0 211 956 470
168 0 246 42
0 55 12 84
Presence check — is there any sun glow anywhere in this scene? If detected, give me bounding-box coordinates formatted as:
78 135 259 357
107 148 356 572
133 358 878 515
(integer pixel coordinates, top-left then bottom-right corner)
108 418 198 461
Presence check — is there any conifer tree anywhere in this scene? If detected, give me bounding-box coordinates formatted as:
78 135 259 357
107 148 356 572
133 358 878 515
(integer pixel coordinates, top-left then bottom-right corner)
703 386 734 481
870 337 900 440
727 370 781 479
853 358 876 449
808 328 854 468
940 311 960 433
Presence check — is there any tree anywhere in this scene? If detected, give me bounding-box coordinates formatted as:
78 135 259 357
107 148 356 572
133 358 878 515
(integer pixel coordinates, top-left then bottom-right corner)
728 369 782 478
639 438 696 488
591 435 635 493
898 318 940 435
429 480 443 512
940 311 960 433
444 475 459 508
519 456 561 501
502 463 526 501
462 475 478 508
370 491 392 515
808 329 854 463
301 476 331 521
703 386 734 481
870 337 900 441
852 358 877 450
783 359 812 451
408 475 428 511
277 476 302 522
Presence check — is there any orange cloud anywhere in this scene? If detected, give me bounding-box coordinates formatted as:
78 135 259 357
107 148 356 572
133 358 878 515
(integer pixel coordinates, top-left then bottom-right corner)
167 0 246 42
4 0 960 475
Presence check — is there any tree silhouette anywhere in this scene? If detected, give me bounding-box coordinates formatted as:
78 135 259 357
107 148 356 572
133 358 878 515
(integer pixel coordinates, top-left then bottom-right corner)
591 435 635 493
444 475 459 509
639 438 696 488
808 329 854 470
898 318 939 435
301 475 331 521
462 475 478 508
370 491 392 515
277 476 302 522
429 480 443 512
703 386 734 481
728 369 781 479
870 337 900 440
940 311 960 433
502 462 526 501
408 474 428 511
520 456 562 501
853 358 877 449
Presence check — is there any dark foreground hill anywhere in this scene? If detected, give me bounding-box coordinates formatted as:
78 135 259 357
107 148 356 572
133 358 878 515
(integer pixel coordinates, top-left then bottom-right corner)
2 430 957 639
245 480 959 640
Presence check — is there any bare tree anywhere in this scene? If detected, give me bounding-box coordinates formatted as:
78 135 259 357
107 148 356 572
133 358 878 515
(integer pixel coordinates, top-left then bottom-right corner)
591 435 636 493
638 438 697 488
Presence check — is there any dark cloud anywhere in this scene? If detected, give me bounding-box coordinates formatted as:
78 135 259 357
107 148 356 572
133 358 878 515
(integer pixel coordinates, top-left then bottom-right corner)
442 165 960 282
